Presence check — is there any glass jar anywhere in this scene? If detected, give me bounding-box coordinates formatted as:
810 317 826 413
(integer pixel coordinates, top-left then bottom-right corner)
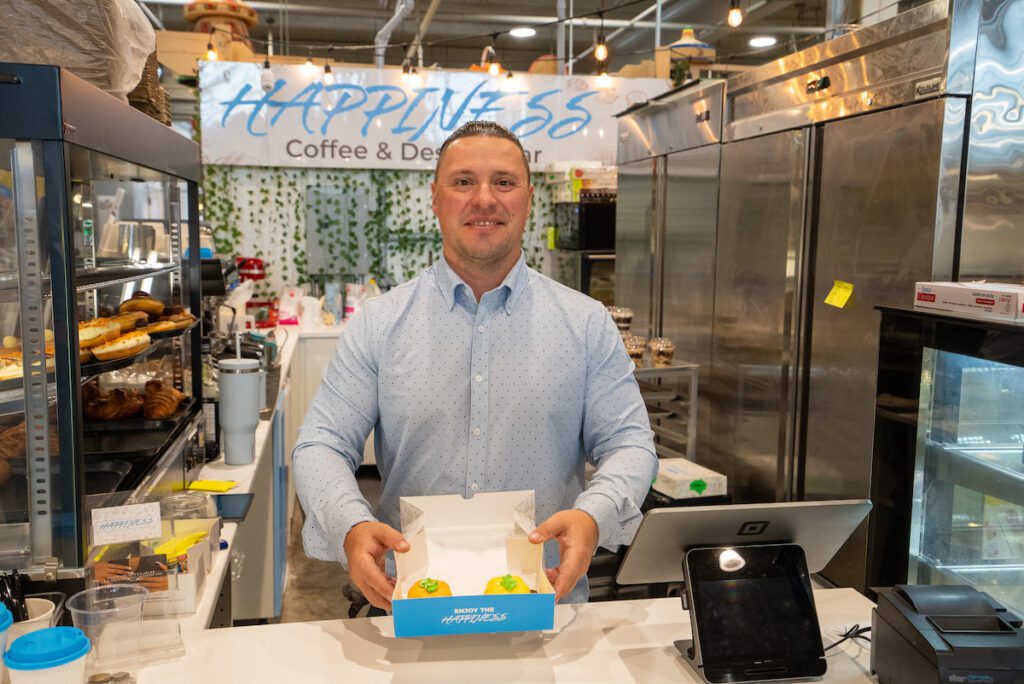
159 491 215 520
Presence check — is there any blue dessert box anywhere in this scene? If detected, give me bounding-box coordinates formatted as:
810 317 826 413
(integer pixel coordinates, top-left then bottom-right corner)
391 490 556 638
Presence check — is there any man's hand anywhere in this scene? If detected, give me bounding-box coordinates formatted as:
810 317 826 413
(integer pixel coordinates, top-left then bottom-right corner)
344 521 410 610
529 509 599 601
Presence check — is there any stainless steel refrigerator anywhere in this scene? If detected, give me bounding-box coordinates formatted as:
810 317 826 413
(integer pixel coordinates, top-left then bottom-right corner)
615 81 724 445
711 0 1024 591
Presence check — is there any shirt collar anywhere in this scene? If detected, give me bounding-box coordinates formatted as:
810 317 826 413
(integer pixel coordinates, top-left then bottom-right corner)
435 251 529 315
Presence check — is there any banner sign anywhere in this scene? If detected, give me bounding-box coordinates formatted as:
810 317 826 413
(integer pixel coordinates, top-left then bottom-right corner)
199 62 669 170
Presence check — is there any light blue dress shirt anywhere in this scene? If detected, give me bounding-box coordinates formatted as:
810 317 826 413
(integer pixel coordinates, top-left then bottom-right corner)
293 252 657 603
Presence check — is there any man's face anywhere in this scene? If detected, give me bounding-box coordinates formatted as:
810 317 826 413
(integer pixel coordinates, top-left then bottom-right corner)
431 136 533 272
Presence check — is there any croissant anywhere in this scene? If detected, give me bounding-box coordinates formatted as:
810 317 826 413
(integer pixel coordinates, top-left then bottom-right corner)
143 380 186 419
0 423 25 459
83 388 144 420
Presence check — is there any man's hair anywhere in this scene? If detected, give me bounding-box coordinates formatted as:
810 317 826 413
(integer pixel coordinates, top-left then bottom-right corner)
434 120 531 179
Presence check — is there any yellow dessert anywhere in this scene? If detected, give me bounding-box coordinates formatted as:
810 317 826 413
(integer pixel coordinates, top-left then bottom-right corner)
407 577 452 599
484 574 530 595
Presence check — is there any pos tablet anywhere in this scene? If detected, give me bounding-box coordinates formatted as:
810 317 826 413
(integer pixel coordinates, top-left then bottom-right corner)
684 544 825 683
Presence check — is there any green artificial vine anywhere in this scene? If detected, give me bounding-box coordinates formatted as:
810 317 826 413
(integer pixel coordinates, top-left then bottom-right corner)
201 165 556 294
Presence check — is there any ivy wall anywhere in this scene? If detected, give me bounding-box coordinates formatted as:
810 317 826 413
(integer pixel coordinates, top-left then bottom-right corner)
202 165 557 297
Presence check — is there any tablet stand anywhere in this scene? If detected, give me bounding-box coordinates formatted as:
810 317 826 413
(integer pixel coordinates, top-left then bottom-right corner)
615 501 870 683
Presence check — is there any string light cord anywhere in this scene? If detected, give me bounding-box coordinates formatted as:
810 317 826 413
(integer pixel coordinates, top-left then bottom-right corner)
202 0 654 57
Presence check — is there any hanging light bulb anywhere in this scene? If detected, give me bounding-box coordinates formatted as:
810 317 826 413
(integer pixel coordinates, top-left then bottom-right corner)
322 62 335 86
484 37 501 77
594 13 609 62
261 58 274 92
206 30 218 61
401 62 413 84
261 19 274 92
728 0 744 28
302 49 317 77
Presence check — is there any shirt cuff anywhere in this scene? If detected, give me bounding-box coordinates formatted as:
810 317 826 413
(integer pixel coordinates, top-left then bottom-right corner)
573 490 644 551
328 503 377 568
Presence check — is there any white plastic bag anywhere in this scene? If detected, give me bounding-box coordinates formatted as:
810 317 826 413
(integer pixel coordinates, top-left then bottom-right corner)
0 0 155 101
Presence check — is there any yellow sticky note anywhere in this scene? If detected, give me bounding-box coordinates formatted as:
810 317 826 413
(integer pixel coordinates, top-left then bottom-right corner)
825 280 854 308
547 226 557 250
187 480 238 493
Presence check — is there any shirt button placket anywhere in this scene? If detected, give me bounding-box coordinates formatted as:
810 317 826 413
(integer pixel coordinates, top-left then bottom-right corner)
468 309 490 494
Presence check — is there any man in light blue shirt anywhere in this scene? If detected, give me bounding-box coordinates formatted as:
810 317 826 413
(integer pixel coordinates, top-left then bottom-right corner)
293 121 657 610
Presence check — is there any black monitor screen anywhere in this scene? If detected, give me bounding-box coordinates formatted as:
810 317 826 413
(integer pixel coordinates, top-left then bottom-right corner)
688 545 824 666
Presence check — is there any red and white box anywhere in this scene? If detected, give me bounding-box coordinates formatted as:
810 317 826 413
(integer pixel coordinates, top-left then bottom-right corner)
914 281 1024 321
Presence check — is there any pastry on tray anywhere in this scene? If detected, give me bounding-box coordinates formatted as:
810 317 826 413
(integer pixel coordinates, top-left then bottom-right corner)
109 311 149 334
407 577 453 598
91 331 151 361
82 384 144 420
143 380 186 419
483 574 531 595
119 291 165 321
157 311 196 330
144 320 177 334
78 317 120 348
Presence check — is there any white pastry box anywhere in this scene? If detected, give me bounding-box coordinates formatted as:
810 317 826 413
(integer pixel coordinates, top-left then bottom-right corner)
653 459 727 500
392 490 555 638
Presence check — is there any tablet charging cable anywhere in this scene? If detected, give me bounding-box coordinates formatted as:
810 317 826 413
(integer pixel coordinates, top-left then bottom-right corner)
823 623 871 652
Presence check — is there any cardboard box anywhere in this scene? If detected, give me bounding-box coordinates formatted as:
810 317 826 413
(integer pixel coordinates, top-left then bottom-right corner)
142 518 219 617
392 490 555 638
653 459 727 500
914 281 1024 321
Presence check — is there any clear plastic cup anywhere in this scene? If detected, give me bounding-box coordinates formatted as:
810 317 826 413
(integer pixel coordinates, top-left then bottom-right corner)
3 626 90 684
66 585 148 677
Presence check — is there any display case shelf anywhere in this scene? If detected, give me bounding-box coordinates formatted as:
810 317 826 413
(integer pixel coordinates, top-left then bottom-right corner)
74 264 178 293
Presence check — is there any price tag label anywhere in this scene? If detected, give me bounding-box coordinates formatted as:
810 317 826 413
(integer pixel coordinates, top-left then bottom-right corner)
825 280 854 309
92 503 162 545
547 226 557 250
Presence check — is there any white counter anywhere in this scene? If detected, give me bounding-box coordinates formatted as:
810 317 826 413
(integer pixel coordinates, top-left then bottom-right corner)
139 589 875 683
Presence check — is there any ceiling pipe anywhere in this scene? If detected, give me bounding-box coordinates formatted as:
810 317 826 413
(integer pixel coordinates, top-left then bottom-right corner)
404 0 443 64
376 0 414 68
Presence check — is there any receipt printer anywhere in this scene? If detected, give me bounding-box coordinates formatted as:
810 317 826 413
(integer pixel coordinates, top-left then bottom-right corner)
872 584 1024 684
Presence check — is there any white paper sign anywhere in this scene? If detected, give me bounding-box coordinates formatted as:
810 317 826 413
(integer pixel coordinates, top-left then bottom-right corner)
92 503 163 545
199 61 669 170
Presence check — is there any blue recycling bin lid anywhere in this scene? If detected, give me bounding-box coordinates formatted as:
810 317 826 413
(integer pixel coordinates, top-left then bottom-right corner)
0 603 11 632
3 626 91 671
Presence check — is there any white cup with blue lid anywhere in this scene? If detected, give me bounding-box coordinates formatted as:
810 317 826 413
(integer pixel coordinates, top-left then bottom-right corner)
3 626 90 684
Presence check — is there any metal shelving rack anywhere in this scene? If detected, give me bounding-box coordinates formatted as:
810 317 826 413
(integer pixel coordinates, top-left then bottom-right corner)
634 359 699 460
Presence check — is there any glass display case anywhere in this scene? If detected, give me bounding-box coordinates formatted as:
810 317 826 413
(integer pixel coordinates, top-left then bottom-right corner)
870 306 1024 616
0 63 202 578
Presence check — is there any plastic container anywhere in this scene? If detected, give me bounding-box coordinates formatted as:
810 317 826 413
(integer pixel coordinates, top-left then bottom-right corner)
66 585 147 676
2 627 90 684
159 491 216 520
